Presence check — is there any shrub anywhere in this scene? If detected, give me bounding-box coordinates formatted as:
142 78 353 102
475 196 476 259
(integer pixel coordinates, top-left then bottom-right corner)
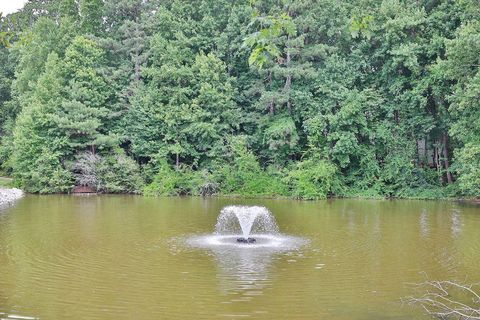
72 151 100 188
24 150 74 194
72 150 143 193
144 160 206 196
285 157 339 199
212 137 287 197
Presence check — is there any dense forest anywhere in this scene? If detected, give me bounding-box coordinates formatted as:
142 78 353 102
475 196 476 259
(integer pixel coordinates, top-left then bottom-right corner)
0 0 478 199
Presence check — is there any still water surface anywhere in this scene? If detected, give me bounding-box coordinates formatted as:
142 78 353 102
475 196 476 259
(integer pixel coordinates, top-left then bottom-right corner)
0 196 479 319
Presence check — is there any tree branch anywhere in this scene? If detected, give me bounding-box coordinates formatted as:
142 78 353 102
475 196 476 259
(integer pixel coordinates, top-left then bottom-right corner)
405 280 480 319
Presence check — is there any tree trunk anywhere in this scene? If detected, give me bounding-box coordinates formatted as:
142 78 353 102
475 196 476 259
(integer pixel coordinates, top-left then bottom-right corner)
443 134 453 184
424 136 428 166
176 153 180 170
415 138 420 166
268 71 275 115
284 36 292 112
434 141 443 184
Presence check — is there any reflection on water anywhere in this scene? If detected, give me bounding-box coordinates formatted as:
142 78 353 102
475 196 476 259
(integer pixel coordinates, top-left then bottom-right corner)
212 247 274 296
451 209 462 237
0 196 479 320
420 209 429 237
188 232 307 298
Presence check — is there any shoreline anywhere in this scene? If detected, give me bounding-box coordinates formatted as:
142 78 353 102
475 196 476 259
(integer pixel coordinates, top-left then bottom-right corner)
0 188 24 207
5 188 479 206
120 193 480 204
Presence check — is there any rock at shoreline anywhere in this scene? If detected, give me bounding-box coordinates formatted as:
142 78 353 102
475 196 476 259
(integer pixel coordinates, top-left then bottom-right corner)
0 188 24 207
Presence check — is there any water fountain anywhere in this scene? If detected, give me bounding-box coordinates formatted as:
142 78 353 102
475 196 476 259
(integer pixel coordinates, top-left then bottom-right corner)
187 205 305 250
215 206 278 244
183 205 307 296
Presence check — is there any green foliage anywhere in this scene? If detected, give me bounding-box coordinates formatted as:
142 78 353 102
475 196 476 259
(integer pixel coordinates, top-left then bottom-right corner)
61 36 112 151
350 15 373 39
126 47 239 166
286 157 339 200
73 150 144 193
244 12 296 68
11 52 71 193
452 143 480 197
80 0 104 35
12 17 77 102
7 33 120 193
436 21 480 197
0 177 13 188
27 150 74 194
213 137 288 197
144 159 206 196
0 0 479 199
264 116 299 163
0 14 12 47
96 153 143 194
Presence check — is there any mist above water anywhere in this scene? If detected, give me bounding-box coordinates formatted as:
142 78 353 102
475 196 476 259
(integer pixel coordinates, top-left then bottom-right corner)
215 205 279 237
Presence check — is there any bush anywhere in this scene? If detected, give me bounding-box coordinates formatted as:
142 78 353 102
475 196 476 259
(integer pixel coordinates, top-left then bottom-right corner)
144 137 288 198
212 137 287 197
24 150 74 194
144 160 207 196
72 150 143 193
396 186 447 200
285 157 339 199
339 187 384 199
72 152 100 188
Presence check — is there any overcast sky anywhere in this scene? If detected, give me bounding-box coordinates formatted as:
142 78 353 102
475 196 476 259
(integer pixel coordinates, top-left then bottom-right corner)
0 0 28 15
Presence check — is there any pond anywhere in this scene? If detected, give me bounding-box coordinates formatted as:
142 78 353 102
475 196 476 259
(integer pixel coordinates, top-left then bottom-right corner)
0 196 479 319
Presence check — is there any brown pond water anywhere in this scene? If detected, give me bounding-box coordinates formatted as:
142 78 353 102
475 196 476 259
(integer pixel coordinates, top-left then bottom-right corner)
0 196 479 319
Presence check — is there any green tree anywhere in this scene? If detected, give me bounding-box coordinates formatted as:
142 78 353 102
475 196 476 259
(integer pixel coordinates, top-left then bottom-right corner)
60 36 113 153
126 35 239 168
11 52 73 192
80 0 104 35
437 22 480 196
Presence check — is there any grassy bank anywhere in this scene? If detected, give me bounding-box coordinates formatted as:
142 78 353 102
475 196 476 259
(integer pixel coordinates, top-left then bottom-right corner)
0 177 13 188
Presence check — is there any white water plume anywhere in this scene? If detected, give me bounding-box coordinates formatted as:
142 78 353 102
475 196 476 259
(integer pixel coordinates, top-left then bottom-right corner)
215 206 279 237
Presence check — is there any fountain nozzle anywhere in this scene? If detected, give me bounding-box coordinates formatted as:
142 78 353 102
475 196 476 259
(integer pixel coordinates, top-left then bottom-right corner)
236 237 256 244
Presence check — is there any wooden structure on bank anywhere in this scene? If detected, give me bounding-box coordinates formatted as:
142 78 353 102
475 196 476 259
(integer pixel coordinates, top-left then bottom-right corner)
72 186 96 194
